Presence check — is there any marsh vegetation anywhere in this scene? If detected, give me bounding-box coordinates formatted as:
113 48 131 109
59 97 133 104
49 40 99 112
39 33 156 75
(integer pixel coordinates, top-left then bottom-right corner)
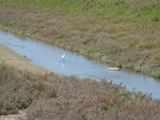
0 64 160 119
0 0 160 78
0 1 160 119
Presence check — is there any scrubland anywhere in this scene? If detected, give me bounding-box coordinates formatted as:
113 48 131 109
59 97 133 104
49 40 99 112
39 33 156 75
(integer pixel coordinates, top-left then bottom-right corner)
0 64 160 119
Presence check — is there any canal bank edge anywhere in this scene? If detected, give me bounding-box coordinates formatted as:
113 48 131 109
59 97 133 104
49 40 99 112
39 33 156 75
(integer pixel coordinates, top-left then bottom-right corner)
1 27 159 79
0 44 50 75
1 27 159 80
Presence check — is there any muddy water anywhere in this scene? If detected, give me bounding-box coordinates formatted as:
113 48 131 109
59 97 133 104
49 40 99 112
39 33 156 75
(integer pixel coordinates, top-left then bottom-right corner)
0 30 160 99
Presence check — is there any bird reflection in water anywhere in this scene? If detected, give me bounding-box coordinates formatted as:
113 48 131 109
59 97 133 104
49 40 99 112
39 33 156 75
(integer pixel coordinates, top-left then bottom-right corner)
62 62 65 70
62 53 65 69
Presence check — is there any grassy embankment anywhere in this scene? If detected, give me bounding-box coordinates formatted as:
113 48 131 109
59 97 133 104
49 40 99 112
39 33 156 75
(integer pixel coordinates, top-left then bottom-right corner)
0 1 160 119
0 0 160 78
0 64 160 119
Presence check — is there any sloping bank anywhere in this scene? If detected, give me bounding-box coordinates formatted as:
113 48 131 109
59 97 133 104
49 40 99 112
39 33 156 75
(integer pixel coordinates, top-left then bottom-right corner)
0 3 160 78
0 63 160 119
0 44 50 75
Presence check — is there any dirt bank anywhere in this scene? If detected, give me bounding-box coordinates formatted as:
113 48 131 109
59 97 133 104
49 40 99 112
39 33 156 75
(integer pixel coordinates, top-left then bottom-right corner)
0 45 50 119
0 44 50 75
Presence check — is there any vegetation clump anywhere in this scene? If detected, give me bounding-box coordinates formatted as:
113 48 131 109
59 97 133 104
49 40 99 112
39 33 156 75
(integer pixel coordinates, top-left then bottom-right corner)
0 64 160 119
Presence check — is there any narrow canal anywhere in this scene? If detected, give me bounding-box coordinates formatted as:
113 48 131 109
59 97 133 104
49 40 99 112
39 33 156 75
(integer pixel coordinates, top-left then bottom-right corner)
0 30 160 99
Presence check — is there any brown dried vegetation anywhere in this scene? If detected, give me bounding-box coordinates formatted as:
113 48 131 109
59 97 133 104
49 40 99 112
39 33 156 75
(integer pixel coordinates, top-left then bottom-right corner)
0 64 160 120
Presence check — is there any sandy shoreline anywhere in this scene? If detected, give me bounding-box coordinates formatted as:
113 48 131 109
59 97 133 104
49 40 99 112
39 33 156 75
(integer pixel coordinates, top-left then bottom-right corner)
0 44 50 75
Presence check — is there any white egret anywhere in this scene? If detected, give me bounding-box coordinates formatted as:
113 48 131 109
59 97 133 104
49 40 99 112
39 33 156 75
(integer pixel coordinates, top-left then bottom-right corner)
62 53 65 59
62 53 65 63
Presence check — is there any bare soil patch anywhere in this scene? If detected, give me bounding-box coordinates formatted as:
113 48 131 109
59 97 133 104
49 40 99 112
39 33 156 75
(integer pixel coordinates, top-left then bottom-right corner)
0 44 50 75
0 110 27 120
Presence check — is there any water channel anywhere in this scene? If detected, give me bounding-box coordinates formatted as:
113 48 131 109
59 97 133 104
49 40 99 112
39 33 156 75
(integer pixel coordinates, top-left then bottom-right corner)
0 30 160 99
